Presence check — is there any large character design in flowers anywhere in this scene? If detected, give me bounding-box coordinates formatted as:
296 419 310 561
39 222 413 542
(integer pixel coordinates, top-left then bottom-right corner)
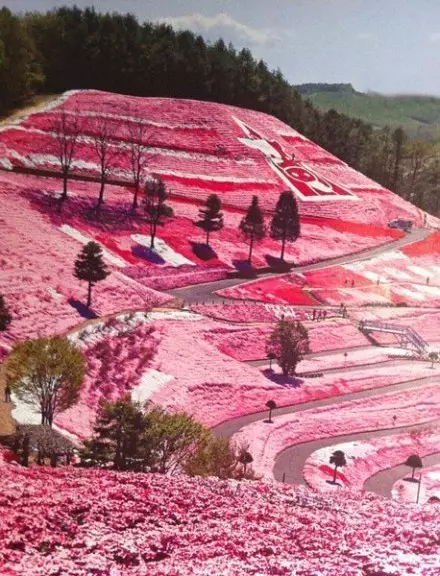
233 117 358 201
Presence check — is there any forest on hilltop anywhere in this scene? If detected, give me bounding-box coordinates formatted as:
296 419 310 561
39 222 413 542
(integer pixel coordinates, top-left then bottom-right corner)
1 5 439 216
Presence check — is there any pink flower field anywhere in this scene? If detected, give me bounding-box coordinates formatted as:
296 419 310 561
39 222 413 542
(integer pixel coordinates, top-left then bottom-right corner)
203 318 369 361
2 89 440 575
0 90 425 229
1 462 440 576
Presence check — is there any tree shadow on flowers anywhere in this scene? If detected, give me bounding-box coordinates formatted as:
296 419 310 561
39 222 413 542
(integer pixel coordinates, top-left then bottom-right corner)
263 369 303 389
132 245 165 265
265 254 292 272
232 259 257 278
68 298 98 320
190 242 217 261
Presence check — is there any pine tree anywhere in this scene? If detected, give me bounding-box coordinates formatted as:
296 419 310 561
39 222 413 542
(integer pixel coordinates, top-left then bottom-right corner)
239 195 266 265
0 295 12 332
270 191 301 261
195 194 224 246
74 241 109 308
143 177 172 249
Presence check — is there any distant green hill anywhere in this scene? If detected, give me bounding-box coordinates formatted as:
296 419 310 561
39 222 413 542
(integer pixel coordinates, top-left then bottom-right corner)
296 83 440 139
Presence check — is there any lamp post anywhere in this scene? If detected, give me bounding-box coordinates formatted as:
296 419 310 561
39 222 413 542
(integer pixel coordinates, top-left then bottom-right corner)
416 474 422 504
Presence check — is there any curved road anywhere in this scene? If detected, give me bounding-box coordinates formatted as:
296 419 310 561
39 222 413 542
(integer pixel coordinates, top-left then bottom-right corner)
167 229 429 304
364 452 440 498
273 419 440 491
213 370 440 437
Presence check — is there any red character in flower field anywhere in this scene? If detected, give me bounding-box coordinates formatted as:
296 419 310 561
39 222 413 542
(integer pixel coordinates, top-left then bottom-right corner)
233 116 357 201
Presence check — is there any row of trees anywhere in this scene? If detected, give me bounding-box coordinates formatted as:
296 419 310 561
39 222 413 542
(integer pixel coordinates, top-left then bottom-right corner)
2 6 439 215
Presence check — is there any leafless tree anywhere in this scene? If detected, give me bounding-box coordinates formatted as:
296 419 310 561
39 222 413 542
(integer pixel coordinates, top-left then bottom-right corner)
124 106 154 212
51 108 82 207
91 114 120 214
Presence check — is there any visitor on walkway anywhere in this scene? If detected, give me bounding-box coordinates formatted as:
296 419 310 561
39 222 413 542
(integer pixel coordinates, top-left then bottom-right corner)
4 384 11 403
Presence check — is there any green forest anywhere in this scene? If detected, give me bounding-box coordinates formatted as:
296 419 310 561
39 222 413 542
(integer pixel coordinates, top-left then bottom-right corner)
1 5 439 215
296 83 440 138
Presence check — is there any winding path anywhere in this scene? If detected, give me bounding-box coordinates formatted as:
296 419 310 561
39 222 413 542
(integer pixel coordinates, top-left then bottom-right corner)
167 228 429 304
364 452 440 498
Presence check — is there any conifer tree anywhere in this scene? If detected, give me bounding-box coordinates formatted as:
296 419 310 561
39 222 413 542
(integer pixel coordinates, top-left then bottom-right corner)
143 177 172 249
239 195 266 265
270 191 301 260
0 295 11 332
74 241 109 308
195 194 224 246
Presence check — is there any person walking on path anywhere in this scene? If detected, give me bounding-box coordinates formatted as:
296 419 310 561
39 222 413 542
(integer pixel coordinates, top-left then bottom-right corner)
4 384 11 403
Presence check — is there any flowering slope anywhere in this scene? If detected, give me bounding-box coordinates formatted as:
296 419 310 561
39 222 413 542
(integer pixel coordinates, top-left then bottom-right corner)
0 89 426 231
1 464 440 575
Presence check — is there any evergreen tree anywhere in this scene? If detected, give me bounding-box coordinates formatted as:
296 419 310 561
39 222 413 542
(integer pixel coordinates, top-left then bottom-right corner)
270 191 301 261
74 241 109 308
195 194 224 246
81 395 147 470
239 195 266 265
0 295 11 332
143 177 172 249
6 336 85 426
267 317 310 377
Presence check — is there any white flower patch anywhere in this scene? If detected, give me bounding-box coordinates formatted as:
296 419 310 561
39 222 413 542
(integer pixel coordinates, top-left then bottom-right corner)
131 234 195 267
407 265 435 278
383 267 413 281
153 169 272 185
131 369 174 405
412 284 440 296
59 224 127 268
392 286 425 301
47 287 63 300
148 310 202 321
11 393 41 425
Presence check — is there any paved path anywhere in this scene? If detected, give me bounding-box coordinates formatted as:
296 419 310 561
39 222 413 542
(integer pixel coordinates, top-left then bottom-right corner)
167 229 430 304
273 419 440 490
245 344 383 367
213 370 439 438
364 451 440 498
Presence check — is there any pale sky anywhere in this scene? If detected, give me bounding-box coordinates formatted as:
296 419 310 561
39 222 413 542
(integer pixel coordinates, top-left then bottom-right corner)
4 0 440 95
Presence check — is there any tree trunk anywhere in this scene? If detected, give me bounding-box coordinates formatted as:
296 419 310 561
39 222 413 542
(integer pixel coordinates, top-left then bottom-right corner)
96 177 105 212
150 221 156 249
333 465 338 483
132 183 139 212
87 281 92 308
248 233 254 265
412 467 415 479
280 236 286 261
62 169 68 201
280 228 287 261
206 228 210 247
50 452 57 468
268 408 272 423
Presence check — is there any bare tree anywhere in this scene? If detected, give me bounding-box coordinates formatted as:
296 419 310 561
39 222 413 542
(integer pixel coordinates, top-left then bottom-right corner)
92 114 120 214
125 107 153 212
51 108 81 207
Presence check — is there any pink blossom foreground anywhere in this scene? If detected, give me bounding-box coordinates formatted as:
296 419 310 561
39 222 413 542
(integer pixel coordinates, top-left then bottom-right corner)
234 382 440 478
0 462 440 575
303 430 440 493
